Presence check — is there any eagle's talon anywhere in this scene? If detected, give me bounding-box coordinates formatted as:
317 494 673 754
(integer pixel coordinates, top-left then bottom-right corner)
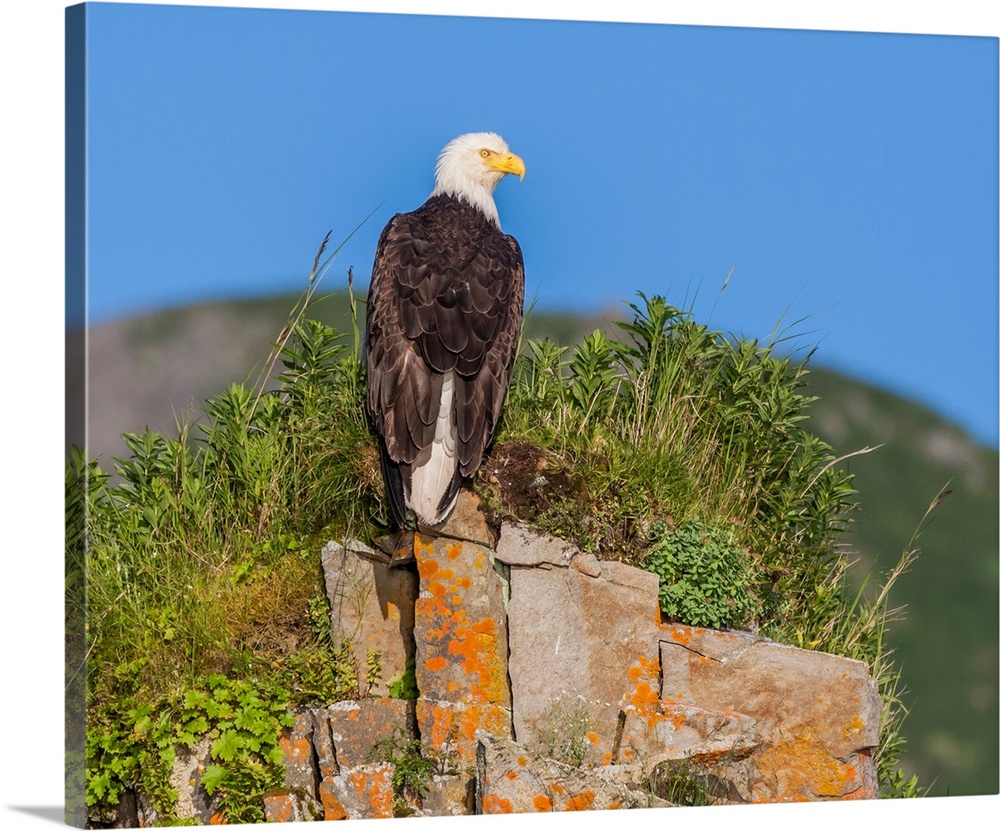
371 532 417 567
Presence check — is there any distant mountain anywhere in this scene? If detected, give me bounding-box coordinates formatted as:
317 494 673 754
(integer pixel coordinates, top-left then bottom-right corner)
71 290 998 797
805 369 998 797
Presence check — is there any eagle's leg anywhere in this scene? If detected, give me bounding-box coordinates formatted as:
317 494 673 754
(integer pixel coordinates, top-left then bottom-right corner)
372 510 420 567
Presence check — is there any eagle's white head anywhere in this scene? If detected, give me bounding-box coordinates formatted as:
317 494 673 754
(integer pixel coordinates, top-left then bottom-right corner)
430 132 525 227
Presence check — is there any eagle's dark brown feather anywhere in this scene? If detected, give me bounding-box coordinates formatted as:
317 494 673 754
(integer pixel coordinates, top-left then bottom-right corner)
366 193 524 527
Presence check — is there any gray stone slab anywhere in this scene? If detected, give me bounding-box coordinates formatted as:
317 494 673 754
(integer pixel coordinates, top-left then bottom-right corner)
321 539 418 696
496 523 579 567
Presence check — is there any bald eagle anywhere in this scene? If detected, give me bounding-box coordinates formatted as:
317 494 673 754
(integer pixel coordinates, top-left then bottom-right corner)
365 132 525 560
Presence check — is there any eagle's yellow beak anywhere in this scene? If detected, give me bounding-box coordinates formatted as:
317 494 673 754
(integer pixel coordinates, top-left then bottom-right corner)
487 151 526 180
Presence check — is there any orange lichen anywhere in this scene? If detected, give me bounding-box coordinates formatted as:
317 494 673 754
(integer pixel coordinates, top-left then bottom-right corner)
564 790 596 811
414 533 436 558
533 794 553 811
625 654 666 730
319 783 348 821
638 654 660 675
419 702 454 752
347 769 394 818
753 732 868 802
263 793 295 823
426 656 447 672
278 731 311 767
482 793 514 814
585 731 601 745
662 624 693 645
415 542 507 703
459 703 509 742
842 714 865 738
417 700 509 764
666 708 688 730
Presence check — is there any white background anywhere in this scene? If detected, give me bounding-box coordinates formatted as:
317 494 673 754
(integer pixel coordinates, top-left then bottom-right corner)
0 2 995 829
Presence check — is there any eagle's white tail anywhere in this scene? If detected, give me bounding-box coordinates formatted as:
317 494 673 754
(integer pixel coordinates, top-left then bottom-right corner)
407 370 458 525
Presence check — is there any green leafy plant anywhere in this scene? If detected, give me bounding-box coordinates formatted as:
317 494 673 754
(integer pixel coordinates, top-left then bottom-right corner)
646 517 764 630
86 674 294 824
374 732 435 802
388 658 419 701
186 675 294 824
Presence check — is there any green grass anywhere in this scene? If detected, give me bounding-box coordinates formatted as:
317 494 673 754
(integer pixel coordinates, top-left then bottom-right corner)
71 274 927 822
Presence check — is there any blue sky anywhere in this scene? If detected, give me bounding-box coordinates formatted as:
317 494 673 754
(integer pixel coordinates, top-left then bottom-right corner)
78 2 998 450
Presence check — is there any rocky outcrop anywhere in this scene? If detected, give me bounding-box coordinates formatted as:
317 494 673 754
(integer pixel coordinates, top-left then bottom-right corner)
321 539 418 698
128 492 882 822
657 626 880 801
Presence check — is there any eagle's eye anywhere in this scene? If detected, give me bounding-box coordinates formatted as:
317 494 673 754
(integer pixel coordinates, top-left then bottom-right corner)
479 148 492 158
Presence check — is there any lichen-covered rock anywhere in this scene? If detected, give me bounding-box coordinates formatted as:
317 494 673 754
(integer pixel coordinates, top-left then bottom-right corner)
434 489 497 549
279 699 419 820
496 522 579 567
416 698 512 768
475 732 669 813
315 698 418 769
135 525 886 823
618 699 759 777
416 773 476 816
321 539 418 696
659 624 881 801
307 706 343 820
278 711 319 795
165 736 222 825
413 533 512 764
322 764 397 819
501 525 663 757
262 791 322 823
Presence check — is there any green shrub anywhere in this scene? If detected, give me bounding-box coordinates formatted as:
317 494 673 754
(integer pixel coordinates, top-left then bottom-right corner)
647 518 763 630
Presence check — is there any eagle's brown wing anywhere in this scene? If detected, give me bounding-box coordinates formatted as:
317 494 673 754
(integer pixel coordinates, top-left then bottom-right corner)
365 195 524 525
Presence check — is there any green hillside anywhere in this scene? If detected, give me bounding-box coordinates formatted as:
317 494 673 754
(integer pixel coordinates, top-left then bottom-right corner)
77 288 998 796
805 370 998 796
